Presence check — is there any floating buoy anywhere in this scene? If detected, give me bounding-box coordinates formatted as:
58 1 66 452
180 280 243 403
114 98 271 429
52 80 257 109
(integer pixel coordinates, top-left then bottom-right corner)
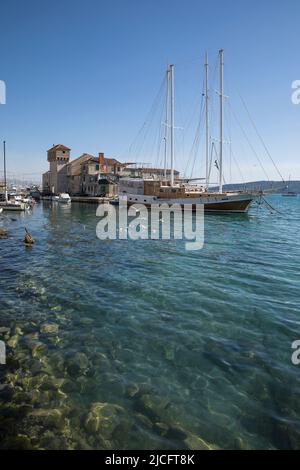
24 227 34 245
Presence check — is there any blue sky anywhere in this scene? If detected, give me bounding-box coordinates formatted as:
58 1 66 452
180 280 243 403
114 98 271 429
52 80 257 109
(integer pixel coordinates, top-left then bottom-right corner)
0 0 300 183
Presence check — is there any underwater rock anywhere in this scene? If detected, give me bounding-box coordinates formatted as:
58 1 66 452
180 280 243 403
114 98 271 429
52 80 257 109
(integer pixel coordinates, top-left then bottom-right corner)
65 352 89 377
61 379 79 394
165 425 190 443
134 412 154 430
26 340 47 358
40 323 59 335
50 305 62 312
0 383 14 401
0 435 34 450
13 326 23 336
7 335 19 349
0 326 11 335
1 403 33 418
39 377 65 391
184 431 216 450
28 389 41 404
0 228 9 239
48 336 62 346
84 402 125 439
47 352 65 373
28 408 64 429
28 358 44 375
24 228 34 245
234 437 252 450
138 394 171 420
125 383 140 398
22 323 39 335
90 352 111 371
154 421 169 436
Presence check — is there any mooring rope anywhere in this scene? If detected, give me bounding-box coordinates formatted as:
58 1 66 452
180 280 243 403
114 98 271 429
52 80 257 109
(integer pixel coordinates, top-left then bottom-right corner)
256 196 283 215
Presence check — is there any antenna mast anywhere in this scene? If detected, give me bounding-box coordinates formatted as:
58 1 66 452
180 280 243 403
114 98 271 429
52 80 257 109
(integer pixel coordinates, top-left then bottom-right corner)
170 64 175 187
219 49 224 194
164 67 170 180
205 52 209 190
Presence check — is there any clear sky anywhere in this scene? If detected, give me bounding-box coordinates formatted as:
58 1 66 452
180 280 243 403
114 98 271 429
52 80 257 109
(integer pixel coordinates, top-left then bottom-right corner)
0 0 300 183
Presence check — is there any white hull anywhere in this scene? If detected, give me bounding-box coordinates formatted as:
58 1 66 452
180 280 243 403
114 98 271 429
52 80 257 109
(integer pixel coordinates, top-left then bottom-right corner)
0 202 27 211
52 194 71 203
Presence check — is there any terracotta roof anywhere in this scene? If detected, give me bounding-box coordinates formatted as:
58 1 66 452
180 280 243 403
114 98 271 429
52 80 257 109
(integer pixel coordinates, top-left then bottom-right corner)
88 156 121 166
104 158 121 166
47 144 71 152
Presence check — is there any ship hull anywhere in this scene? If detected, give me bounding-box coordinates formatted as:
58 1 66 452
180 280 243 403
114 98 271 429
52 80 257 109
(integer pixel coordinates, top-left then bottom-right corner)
119 193 257 213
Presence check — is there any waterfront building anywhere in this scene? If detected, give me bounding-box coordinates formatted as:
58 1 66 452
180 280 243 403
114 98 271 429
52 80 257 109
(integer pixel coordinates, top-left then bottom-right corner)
42 145 180 197
42 146 123 197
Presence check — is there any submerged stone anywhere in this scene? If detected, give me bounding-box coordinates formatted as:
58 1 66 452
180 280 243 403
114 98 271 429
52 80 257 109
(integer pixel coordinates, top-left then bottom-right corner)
40 323 59 335
14 326 23 336
28 408 64 428
50 305 62 312
139 394 171 419
7 335 19 349
40 377 65 391
84 402 125 438
184 432 216 450
0 435 33 450
0 326 11 335
65 352 89 377
0 228 9 239
125 383 140 398
27 340 47 358
0 383 14 401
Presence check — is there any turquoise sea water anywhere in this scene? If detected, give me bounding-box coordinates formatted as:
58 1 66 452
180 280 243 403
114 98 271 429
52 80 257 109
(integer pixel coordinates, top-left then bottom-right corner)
0 196 299 450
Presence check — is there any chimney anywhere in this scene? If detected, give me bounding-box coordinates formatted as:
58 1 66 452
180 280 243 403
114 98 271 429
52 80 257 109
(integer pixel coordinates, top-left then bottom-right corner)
98 152 105 171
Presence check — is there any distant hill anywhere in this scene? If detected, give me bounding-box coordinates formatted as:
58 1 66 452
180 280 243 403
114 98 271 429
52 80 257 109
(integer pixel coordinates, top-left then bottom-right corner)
212 180 300 194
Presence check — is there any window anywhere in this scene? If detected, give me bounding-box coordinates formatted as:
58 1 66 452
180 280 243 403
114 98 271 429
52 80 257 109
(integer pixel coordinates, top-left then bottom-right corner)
95 164 99 171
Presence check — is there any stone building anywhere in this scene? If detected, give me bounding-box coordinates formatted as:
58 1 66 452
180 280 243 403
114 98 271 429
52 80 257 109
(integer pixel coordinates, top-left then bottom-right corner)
42 144 71 194
42 145 180 197
42 146 120 197
80 154 119 197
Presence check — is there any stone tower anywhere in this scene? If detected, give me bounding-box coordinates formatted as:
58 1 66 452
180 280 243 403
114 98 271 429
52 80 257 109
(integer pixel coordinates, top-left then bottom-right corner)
46 144 71 194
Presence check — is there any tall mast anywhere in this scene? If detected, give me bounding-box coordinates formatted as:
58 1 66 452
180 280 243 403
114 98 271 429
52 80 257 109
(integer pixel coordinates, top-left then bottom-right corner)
205 52 209 189
164 67 170 180
170 64 175 187
3 141 7 202
219 49 224 194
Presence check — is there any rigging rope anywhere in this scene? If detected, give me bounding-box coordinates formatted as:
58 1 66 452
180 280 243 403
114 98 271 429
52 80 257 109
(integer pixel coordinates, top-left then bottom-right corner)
228 102 270 181
238 93 285 183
